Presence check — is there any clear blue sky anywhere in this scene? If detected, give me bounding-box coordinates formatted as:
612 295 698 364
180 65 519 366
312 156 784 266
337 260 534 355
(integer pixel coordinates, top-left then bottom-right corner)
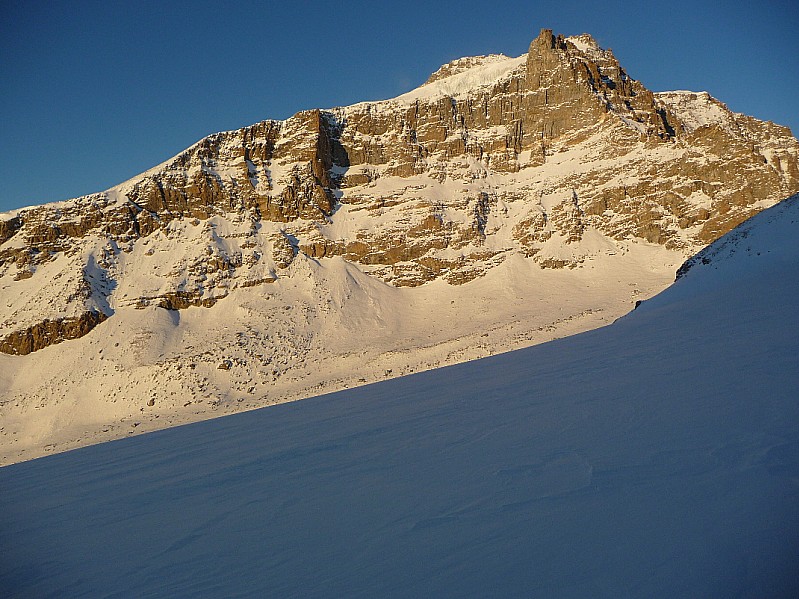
1 0 797 213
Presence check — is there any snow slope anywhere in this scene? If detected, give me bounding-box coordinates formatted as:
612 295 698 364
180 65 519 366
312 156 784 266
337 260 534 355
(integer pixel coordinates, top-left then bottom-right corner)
0 225 681 465
1 207 797 595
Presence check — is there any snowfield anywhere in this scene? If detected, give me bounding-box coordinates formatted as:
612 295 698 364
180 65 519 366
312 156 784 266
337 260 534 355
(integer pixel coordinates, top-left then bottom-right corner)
1 197 798 596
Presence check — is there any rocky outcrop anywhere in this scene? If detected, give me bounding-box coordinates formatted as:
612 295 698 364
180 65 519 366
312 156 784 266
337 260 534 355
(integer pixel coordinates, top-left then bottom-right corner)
0 310 107 355
0 216 22 245
1 28 798 353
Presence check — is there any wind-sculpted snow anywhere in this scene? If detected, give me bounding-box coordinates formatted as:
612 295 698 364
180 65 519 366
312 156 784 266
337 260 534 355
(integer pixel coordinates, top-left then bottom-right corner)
1 197 797 597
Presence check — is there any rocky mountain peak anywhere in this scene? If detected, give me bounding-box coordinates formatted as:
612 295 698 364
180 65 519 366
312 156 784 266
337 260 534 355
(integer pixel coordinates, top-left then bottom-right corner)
525 27 674 140
0 28 797 361
529 27 566 53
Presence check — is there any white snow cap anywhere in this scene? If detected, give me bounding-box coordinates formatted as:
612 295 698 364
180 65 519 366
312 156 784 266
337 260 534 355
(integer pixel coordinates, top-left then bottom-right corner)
391 54 526 104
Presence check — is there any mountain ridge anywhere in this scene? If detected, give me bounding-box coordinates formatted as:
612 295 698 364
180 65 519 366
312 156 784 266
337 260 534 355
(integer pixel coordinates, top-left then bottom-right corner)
1 28 798 463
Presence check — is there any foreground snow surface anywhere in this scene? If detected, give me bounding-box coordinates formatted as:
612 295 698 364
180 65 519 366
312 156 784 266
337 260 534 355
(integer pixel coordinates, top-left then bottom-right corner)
2 198 798 597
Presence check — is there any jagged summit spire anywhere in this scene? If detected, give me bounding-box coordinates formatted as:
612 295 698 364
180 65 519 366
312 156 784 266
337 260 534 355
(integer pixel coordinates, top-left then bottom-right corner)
531 28 566 51
526 28 564 85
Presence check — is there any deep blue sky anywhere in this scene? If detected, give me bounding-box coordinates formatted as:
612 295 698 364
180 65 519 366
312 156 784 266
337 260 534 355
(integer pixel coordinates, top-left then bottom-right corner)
1 0 797 213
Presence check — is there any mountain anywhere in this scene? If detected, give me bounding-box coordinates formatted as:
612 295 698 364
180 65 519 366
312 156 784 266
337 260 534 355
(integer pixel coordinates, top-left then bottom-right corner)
1 29 798 463
2 194 797 597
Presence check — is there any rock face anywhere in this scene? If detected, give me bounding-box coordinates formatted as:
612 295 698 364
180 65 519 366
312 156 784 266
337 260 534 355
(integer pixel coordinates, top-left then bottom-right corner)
0 311 107 355
1 28 798 356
